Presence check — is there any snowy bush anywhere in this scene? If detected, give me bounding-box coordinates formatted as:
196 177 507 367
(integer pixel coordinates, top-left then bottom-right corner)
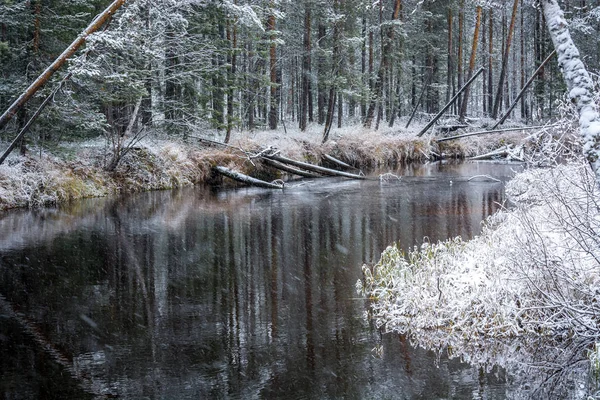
359 159 600 394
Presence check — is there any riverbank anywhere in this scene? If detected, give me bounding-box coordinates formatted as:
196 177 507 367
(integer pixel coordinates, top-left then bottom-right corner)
0 123 532 211
358 154 600 395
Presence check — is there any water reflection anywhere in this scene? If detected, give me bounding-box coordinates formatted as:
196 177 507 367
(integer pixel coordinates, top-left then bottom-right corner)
1 161 519 399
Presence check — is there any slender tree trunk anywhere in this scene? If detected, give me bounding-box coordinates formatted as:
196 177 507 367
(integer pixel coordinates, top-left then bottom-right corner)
317 23 327 125
363 0 402 128
267 5 278 130
323 0 340 142
482 11 487 115
446 8 453 105
488 9 494 116
247 40 256 130
492 0 519 119
459 6 482 122
300 4 311 131
322 89 336 143
337 92 343 129
225 16 237 143
520 3 527 120
361 13 367 118
457 0 464 112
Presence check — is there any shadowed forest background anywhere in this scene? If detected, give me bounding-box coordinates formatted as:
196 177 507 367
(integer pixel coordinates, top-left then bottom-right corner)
1 0 598 150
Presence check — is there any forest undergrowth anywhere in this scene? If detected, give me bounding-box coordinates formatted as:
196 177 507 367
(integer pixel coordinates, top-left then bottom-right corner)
0 120 528 211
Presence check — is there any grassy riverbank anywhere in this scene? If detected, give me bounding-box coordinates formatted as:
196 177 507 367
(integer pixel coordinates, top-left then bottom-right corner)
0 123 531 211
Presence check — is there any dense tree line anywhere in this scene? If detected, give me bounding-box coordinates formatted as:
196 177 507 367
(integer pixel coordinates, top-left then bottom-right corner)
0 0 598 150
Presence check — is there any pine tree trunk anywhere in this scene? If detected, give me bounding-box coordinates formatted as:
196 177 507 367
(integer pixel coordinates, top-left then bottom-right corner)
457 0 464 112
267 6 278 130
520 3 527 120
446 9 453 106
300 4 311 131
361 13 367 118
459 6 482 122
225 16 237 143
317 23 327 125
492 0 519 119
363 0 402 128
488 10 494 116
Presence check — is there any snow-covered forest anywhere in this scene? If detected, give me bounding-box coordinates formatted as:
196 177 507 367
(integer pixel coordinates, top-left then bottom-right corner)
2 0 600 397
0 0 598 145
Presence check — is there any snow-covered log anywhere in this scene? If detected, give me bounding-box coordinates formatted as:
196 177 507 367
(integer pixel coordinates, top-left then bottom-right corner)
262 158 322 178
542 0 600 178
263 154 366 179
214 166 284 189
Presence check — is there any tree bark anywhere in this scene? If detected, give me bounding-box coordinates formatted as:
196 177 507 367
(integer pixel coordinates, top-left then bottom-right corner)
459 6 482 122
417 67 484 137
300 4 311 131
492 50 555 129
267 4 278 130
457 0 464 111
225 11 238 143
541 0 600 177
0 0 128 132
363 0 402 128
488 9 494 116
492 0 519 119
215 166 283 189
446 8 453 106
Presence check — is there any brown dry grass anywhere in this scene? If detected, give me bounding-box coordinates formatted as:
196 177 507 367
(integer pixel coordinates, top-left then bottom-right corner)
0 126 531 211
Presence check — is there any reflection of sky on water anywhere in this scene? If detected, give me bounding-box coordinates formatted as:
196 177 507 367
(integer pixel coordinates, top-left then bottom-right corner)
0 161 552 399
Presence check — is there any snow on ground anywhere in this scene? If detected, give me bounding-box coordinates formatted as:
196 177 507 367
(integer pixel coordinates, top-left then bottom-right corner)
358 158 600 395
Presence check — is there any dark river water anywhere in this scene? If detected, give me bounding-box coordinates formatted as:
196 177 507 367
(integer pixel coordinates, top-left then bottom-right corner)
0 161 522 399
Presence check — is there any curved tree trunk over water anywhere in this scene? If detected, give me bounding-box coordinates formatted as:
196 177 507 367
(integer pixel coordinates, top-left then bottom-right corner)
541 0 600 178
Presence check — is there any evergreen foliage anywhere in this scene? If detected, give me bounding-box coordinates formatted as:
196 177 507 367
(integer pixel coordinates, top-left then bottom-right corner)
0 0 597 149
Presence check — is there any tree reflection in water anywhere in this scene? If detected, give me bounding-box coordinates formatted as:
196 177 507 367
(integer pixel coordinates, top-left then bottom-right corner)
2 162 586 399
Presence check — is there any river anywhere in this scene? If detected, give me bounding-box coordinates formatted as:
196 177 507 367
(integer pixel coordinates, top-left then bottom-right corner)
0 161 521 399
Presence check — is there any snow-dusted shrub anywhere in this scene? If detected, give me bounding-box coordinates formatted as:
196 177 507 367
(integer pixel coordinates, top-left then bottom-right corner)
359 160 600 394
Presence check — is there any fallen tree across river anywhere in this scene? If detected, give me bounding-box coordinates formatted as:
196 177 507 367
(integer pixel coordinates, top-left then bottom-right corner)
263 154 365 180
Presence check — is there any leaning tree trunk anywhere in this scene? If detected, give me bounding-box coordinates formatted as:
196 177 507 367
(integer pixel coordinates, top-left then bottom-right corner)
0 0 127 132
542 0 600 177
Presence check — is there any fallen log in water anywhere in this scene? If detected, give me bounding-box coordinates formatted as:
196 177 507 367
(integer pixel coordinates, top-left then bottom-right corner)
263 154 365 179
214 166 284 189
262 158 322 178
323 154 360 171
435 124 559 142
469 146 510 161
